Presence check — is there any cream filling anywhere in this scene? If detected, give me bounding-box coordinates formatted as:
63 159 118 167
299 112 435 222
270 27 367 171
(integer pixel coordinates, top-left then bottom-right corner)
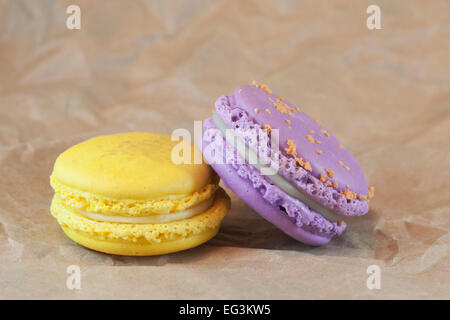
212 113 343 223
76 197 214 224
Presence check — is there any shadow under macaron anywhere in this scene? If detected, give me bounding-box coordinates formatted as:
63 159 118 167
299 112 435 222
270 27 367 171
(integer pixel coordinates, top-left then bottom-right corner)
208 193 379 258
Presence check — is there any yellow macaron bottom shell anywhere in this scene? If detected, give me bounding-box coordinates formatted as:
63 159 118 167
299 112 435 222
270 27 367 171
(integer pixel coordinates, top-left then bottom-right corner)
51 188 230 256
50 174 219 217
61 226 220 256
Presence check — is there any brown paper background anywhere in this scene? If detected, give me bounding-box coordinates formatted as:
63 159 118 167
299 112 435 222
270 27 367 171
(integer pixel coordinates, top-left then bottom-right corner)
0 0 449 299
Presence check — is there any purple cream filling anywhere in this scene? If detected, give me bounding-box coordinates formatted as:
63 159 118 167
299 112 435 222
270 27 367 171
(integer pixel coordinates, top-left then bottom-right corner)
203 117 346 238
214 94 369 217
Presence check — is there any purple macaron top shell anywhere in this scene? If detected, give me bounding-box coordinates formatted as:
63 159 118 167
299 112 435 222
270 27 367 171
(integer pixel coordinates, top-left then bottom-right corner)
231 85 369 196
213 85 369 216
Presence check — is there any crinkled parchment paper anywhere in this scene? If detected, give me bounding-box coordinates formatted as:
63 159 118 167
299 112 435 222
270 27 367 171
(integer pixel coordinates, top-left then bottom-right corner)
0 0 449 299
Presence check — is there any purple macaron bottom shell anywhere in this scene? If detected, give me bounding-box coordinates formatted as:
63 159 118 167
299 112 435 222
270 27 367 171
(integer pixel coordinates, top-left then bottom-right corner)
202 117 345 246
211 160 337 246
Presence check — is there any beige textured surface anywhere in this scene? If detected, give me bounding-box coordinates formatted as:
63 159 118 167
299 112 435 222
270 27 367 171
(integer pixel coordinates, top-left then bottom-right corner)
0 0 449 299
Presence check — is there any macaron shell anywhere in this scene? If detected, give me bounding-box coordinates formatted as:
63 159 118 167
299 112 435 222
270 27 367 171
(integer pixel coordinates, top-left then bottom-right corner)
213 98 369 216
52 132 211 200
61 226 220 256
232 85 369 196
51 188 230 256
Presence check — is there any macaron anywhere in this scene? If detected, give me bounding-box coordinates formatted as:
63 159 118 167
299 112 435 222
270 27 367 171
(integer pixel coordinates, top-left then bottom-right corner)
202 82 374 246
50 132 230 256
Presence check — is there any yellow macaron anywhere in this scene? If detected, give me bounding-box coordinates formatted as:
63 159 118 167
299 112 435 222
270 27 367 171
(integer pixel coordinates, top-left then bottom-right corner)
50 132 230 256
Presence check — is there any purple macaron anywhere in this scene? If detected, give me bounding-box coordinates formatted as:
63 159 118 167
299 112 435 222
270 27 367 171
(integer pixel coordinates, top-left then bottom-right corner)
201 82 374 246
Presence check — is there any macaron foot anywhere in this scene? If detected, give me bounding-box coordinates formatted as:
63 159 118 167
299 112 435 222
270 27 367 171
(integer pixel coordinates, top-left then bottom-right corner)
61 225 220 256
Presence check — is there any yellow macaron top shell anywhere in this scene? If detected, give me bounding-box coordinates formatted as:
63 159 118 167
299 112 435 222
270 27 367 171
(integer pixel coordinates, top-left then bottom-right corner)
52 132 211 201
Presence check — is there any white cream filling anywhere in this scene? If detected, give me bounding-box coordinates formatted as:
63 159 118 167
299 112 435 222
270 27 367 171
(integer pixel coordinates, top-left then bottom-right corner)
212 113 342 223
77 197 214 224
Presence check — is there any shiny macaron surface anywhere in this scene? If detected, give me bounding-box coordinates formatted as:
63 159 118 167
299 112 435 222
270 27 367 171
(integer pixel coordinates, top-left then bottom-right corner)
231 84 370 198
52 132 211 200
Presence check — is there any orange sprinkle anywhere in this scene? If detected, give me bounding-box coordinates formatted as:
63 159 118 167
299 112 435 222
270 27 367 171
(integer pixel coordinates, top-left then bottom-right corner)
273 100 296 117
345 184 350 189
338 160 349 170
321 129 330 138
316 150 322 155
368 186 375 199
295 157 304 166
315 139 321 144
285 119 291 125
325 168 335 178
285 140 297 157
252 80 272 94
265 108 271 115
308 129 315 134
319 173 327 182
263 124 272 134
332 182 339 188
326 180 332 186
296 107 301 112
303 161 312 172
338 221 344 227
344 190 357 200
306 135 315 143
358 194 368 201
254 108 259 114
